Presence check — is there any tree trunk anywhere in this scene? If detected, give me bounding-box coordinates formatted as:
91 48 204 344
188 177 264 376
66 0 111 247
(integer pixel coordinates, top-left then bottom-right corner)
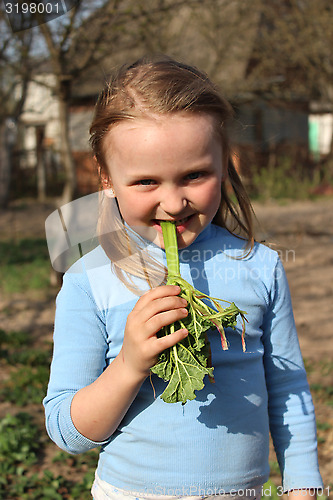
36 125 46 202
0 121 13 209
58 80 76 204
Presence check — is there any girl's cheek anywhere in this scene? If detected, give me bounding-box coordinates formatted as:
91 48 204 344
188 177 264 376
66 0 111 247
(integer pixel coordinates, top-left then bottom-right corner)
199 181 221 205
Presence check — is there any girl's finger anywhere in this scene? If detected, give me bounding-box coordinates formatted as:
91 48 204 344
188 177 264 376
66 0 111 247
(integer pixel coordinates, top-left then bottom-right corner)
136 285 181 310
146 307 188 335
141 295 187 322
155 328 188 352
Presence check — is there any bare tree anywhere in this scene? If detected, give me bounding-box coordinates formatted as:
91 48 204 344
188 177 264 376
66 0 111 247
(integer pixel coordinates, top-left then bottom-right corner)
181 0 332 107
122 0 200 56
0 11 34 208
184 0 262 96
244 0 333 164
34 2 92 204
246 0 333 103
28 0 203 204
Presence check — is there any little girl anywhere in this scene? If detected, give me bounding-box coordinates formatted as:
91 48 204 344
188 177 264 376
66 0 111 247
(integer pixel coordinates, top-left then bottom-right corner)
43 55 323 499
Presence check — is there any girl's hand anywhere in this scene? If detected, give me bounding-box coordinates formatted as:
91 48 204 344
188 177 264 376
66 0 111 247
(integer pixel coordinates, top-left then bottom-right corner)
120 285 188 379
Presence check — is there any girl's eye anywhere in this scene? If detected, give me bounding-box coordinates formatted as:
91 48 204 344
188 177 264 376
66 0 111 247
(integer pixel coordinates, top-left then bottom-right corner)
138 179 155 186
186 172 203 181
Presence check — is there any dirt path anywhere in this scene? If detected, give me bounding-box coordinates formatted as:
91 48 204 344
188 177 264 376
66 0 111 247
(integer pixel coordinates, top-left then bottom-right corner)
253 198 333 362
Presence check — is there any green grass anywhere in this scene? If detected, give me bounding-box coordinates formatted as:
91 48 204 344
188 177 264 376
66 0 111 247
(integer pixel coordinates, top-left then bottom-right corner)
1 365 51 405
0 412 97 499
0 328 33 351
0 238 51 294
52 449 99 470
262 480 282 499
304 358 333 407
0 326 99 498
3 470 95 499
310 383 333 400
0 412 41 476
248 159 332 201
0 329 52 406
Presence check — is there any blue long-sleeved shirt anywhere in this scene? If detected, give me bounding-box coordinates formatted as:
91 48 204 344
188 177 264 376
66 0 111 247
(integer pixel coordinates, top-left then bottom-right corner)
43 224 323 494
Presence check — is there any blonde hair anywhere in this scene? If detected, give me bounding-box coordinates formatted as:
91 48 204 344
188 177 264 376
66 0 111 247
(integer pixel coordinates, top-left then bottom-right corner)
89 55 254 293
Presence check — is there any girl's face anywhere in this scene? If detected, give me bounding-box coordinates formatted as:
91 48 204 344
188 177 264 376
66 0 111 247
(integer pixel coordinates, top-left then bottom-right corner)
103 113 223 249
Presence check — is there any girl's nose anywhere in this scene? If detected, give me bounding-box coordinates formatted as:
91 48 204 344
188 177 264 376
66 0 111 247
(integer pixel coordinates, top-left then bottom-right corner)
159 188 188 215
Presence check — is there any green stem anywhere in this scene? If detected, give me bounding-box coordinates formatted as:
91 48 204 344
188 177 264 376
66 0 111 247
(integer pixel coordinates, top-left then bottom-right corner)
161 221 180 278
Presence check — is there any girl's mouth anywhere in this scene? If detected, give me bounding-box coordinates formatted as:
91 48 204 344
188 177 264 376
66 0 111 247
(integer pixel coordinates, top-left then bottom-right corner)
153 215 194 233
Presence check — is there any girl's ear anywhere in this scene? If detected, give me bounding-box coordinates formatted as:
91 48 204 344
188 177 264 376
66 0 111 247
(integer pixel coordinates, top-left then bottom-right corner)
98 163 116 198
103 187 116 198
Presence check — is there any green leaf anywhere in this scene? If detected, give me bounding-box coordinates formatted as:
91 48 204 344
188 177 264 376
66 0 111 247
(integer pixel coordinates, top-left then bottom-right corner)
152 221 247 404
152 341 213 404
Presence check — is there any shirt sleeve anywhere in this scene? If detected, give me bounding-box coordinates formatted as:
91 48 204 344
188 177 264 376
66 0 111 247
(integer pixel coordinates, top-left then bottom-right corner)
43 271 110 454
262 258 323 491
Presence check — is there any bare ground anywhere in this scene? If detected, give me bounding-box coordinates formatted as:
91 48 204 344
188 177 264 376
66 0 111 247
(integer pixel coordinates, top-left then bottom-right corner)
0 197 332 490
